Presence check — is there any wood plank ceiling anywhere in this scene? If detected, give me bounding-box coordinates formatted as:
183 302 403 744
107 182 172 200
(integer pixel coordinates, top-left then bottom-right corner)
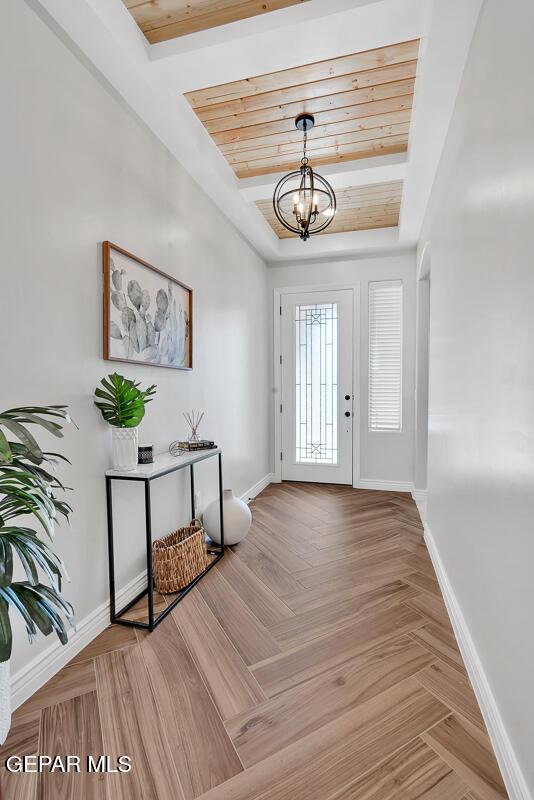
123 0 309 42
257 181 403 238
185 39 419 179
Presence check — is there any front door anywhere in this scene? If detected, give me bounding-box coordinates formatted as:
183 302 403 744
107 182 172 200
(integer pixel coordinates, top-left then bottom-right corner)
280 289 354 484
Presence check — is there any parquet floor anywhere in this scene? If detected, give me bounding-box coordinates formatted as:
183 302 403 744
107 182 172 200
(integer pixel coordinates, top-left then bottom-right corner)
0 483 508 800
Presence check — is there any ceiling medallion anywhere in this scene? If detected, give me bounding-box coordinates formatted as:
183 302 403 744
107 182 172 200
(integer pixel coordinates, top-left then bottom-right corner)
273 114 336 241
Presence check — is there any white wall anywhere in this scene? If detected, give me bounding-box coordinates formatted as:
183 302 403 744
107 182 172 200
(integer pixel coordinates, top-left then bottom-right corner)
414 246 431 492
268 253 416 486
0 0 270 677
421 0 534 793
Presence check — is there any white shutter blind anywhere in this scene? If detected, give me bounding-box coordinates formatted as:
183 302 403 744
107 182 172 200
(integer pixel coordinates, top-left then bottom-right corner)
368 280 403 431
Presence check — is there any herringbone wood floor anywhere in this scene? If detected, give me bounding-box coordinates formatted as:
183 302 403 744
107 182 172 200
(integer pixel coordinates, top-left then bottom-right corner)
0 483 508 800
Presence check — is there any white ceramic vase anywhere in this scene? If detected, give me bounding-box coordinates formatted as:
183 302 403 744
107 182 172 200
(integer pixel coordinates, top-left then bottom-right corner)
111 426 138 471
0 660 11 745
203 489 252 546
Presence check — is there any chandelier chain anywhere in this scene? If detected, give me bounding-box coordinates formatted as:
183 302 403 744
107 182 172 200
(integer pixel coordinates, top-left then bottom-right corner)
301 125 309 166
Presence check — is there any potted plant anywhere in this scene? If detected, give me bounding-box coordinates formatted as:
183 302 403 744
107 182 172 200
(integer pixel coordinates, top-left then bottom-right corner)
94 373 156 471
0 406 76 743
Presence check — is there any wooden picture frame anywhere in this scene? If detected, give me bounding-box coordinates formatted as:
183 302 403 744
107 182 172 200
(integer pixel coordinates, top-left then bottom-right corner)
103 242 193 370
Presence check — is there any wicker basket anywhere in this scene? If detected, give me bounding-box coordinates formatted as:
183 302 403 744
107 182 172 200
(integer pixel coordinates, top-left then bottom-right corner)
152 519 208 594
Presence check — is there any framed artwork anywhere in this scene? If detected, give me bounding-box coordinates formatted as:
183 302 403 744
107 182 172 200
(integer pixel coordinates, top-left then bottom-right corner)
103 242 192 370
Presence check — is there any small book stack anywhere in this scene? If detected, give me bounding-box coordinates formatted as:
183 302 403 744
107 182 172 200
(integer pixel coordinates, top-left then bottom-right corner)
175 440 216 453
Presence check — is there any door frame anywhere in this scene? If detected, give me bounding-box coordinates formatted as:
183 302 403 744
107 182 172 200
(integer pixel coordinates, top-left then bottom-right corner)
272 282 361 487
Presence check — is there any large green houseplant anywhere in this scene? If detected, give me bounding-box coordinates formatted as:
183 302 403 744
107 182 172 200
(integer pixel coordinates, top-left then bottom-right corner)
94 373 156 471
0 406 75 742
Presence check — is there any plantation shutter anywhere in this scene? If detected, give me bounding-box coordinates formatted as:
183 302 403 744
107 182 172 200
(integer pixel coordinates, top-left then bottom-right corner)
368 280 403 431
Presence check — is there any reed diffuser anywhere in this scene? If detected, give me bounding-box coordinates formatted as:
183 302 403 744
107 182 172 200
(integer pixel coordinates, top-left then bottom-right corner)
184 410 204 443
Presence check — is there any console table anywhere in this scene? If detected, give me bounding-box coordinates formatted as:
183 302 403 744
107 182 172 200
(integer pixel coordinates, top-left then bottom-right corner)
105 448 224 631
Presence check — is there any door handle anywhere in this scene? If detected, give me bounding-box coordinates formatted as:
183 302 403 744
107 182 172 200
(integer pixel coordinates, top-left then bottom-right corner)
344 411 351 418
344 394 351 400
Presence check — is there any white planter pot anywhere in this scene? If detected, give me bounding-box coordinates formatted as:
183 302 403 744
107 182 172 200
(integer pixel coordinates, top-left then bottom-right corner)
0 660 11 745
111 427 138 471
203 488 252 546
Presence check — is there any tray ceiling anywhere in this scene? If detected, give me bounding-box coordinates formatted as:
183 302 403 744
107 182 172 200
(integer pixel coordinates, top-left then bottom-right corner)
123 0 309 42
185 39 419 180
257 181 403 239
34 0 480 261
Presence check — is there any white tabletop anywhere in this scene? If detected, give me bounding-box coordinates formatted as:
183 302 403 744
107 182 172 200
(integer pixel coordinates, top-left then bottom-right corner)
106 448 221 479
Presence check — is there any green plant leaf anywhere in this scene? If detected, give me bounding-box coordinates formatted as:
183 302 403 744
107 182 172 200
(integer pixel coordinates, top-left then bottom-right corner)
0 597 12 662
35 600 68 643
94 372 156 427
30 583 75 624
0 583 75 649
11 586 55 639
5 406 68 415
43 451 71 466
0 478 57 539
0 419 42 462
8 415 64 438
0 430 12 464
0 528 66 591
0 586 38 641
13 585 73 645
7 441 43 465
0 404 75 655
24 599 54 638
22 542 63 591
13 460 70 492
8 538 38 585
0 539 13 588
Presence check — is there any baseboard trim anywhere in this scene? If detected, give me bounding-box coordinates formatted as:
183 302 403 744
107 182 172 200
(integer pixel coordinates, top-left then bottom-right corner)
411 488 428 523
354 478 413 492
11 570 147 711
424 523 531 800
240 473 273 503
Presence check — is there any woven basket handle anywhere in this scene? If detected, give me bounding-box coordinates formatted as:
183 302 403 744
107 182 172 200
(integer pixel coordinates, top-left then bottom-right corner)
190 518 203 529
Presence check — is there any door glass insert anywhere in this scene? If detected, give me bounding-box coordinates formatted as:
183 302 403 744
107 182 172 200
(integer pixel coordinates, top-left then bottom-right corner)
295 302 338 464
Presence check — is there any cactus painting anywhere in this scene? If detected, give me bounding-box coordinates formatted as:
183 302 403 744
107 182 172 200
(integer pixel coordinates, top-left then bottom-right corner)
103 242 192 369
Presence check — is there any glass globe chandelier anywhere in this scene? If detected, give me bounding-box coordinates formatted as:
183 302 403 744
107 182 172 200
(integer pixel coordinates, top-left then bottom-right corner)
273 114 336 241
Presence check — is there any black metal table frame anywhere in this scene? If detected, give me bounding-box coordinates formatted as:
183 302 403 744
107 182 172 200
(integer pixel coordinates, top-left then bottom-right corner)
106 450 224 631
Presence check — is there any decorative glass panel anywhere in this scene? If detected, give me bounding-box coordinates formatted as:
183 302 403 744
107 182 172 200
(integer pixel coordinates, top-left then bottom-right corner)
295 302 338 464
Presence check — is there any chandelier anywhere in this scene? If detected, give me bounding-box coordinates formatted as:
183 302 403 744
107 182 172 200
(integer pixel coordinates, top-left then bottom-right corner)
273 114 336 241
